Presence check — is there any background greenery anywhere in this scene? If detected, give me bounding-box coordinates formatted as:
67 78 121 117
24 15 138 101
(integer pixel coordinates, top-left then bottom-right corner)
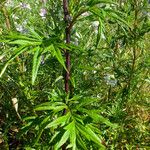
0 0 150 149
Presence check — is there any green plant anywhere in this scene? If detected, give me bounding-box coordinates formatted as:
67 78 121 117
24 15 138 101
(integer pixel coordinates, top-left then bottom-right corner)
0 0 149 149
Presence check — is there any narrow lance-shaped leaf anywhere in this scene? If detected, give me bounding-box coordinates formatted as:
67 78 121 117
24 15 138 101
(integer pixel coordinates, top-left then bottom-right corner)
54 47 68 72
96 18 103 47
9 40 41 46
46 112 71 129
76 122 105 149
55 130 70 149
65 121 76 150
5 33 41 41
32 47 42 85
106 10 129 26
47 45 68 71
27 27 43 40
34 116 50 145
87 0 117 6
77 133 88 150
0 46 27 77
80 108 114 127
34 102 67 112
85 125 105 149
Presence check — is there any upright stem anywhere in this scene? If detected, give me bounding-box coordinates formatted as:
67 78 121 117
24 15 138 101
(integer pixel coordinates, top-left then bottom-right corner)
63 0 71 94
62 1 71 149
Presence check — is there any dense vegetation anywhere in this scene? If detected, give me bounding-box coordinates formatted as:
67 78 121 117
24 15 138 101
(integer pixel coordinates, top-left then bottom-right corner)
0 0 150 149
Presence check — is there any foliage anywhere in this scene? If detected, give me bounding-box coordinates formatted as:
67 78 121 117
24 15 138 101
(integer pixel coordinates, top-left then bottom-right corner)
0 0 150 149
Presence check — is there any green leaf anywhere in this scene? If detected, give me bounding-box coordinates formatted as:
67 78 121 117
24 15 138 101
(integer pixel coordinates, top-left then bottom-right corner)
87 124 102 135
28 27 42 40
17 117 43 138
76 122 105 149
34 116 50 145
87 0 116 6
55 130 70 149
32 47 42 85
34 102 67 112
46 112 71 129
65 121 76 150
0 46 27 77
35 105 67 112
96 18 103 47
77 133 88 150
75 97 100 109
0 63 8 78
80 108 115 127
46 44 67 71
25 147 36 150
54 47 67 72
106 10 129 26
85 125 105 149
76 122 90 140
52 76 63 86
9 40 41 46
6 33 41 41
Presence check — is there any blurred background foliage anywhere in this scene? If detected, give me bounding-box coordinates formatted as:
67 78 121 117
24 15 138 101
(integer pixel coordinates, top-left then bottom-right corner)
0 0 150 149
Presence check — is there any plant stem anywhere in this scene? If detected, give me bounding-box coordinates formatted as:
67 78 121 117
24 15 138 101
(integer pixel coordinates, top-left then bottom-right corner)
63 0 71 95
62 1 71 148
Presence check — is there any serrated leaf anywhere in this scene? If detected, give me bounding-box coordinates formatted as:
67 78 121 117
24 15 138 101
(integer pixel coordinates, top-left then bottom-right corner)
76 122 105 149
46 112 71 129
35 105 67 112
65 121 76 150
34 116 50 145
96 18 103 47
54 47 67 72
32 47 42 85
0 46 27 77
85 125 105 149
34 102 67 112
23 116 36 121
6 33 40 41
9 40 41 46
87 0 116 6
75 97 100 109
80 109 113 127
28 27 42 40
105 9 129 26
55 130 70 149
76 123 90 139
77 133 88 150
46 44 67 71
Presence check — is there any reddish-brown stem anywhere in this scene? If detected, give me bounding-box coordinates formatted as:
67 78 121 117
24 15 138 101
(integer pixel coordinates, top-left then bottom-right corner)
62 1 71 149
63 0 71 94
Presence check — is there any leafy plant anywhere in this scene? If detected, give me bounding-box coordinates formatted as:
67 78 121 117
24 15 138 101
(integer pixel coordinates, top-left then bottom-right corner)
0 0 149 149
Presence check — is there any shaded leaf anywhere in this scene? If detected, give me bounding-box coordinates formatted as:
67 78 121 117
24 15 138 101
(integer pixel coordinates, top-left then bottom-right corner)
55 130 70 149
32 47 42 85
0 46 27 77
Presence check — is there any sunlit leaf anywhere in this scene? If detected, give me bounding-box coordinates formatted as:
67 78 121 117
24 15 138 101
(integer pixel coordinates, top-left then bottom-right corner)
46 112 71 129
9 40 41 46
54 47 67 71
